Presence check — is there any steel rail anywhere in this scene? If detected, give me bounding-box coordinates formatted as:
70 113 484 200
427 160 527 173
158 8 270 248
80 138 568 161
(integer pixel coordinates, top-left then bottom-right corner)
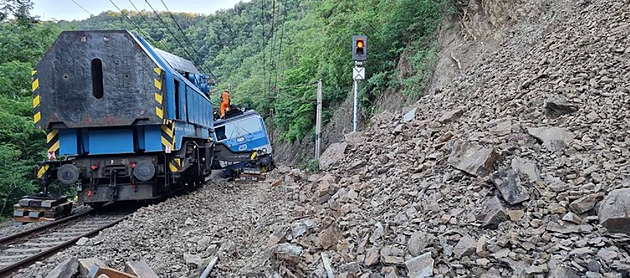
0 208 94 245
0 214 127 277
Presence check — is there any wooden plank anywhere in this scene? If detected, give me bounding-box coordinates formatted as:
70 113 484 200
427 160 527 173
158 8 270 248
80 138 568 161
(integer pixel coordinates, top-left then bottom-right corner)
12 216 56 223
14 201 72 213
88 266 137 278
124 261 158 278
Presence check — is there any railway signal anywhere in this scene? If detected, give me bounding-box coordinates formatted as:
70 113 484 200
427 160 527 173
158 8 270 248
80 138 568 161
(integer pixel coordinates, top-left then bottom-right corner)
352 35 367 132
352 35 367 61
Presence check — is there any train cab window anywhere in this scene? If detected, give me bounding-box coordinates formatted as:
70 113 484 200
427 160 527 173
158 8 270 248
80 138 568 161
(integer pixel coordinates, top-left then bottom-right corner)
237 117 262 135
215 123 235 141
216 126 226 141
91 58 104 99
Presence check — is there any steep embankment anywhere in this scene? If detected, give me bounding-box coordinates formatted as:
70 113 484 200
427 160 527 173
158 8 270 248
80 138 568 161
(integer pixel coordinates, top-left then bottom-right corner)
262 0 630 277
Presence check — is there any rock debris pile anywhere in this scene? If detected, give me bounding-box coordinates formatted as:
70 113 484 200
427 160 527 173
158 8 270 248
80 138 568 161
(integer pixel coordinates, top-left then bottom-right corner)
267 0 630 277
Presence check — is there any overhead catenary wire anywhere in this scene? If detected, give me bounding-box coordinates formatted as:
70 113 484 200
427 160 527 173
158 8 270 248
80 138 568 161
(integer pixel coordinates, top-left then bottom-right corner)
70 0 94 17
273 0 286 91
157 0 217 80
144 0 209 76
267 0 277 92
107 0 154 42
260 0 267 96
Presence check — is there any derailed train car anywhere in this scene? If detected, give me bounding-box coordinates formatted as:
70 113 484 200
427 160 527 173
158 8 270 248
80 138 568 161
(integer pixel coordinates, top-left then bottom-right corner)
32 30 215 207
212 109 275 177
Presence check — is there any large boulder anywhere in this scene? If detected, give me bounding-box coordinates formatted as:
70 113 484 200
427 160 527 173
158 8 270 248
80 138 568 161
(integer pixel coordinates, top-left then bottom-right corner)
598 188 630 233
510 157 540 182
527 126 575 151
319 142 347 170
481 196 508 228
46 257 78 278
545 96 578 118
491 169 530 205
448 141 499 177
405 252 433 278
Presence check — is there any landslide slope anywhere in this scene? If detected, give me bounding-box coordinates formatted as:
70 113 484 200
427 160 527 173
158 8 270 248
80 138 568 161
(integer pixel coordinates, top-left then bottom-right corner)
266 0 630 277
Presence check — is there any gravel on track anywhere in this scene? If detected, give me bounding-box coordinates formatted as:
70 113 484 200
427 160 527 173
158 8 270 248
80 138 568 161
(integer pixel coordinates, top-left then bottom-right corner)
13 173 300 278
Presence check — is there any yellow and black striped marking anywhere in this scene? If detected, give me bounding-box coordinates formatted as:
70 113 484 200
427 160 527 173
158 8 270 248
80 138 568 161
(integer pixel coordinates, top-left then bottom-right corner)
32 69 41 125
161 119 176 151
36 164 49 179
169 157 181 173
46 129 59 158
154 67 164 119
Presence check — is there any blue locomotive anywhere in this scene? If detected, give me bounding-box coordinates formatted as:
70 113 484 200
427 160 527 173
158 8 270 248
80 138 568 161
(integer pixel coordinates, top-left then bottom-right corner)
33 30 215 206
212 109 275 177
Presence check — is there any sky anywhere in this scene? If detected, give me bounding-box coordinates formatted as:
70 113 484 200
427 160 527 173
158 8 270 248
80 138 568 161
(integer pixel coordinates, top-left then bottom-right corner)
31 0 250 21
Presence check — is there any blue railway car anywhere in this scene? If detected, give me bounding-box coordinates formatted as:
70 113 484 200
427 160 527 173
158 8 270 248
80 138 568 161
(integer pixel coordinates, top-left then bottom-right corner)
212 109 275 177
32 30 215 206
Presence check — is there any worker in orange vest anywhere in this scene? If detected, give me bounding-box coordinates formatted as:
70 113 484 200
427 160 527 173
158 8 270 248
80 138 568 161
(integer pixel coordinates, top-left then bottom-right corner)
220 90 231 118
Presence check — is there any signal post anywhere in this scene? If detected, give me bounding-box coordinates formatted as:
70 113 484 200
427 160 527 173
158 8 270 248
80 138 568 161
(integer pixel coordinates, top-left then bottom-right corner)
352 35 367 132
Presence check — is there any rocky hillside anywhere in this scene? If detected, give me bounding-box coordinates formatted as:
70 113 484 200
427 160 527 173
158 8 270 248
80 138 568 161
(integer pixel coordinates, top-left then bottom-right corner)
10 0 630 277
262 0 630 277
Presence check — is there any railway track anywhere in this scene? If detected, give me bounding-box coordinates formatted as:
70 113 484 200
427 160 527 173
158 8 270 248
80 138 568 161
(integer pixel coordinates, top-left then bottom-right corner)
0 208 130 277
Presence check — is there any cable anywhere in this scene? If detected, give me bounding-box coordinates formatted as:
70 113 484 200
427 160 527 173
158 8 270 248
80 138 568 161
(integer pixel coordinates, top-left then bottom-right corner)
157 0 217 80
144 1 205 74
107 0 152 40
70 0 94 17
274 0 286 92
267 0 276 92
260 0 267 96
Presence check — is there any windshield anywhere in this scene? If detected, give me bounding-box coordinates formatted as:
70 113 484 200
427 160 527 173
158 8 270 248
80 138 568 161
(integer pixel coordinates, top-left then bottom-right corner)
216 116 262 141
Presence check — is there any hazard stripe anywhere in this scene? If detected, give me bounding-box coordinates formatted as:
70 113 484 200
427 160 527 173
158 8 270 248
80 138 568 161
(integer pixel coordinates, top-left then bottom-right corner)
156 107 163 119
33 95 40 108
155 93 162 104
154 67 161 75
46 129 59 143
46 129 60 155
161 120 176 151
31 78 39 92
48 141 60 153
169 162 178 173
37 165 49 179
32 69 42 127
161 137 171 147
154 78 162 90
169 158 181 173
161 124 174 138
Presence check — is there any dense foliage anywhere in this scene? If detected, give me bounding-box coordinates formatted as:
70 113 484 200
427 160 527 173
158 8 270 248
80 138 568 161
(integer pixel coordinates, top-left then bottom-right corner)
63 0 447 142
0 0 446 215
0 0 62 215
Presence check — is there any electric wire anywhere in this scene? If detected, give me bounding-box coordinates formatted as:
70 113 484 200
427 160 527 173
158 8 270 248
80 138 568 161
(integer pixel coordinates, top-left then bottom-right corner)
144 0 205 75
158 0 217 80
267 0 276 92
273 0 286 92
107 0 154 42
260 0 267 96
70 0 94 17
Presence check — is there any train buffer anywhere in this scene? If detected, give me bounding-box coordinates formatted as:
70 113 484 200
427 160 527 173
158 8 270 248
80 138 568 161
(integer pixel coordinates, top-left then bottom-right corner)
12 195 72 225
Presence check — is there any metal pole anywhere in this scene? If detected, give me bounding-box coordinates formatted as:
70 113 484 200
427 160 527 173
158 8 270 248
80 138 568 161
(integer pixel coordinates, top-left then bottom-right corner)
315 79 322 159
353 79 358 132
